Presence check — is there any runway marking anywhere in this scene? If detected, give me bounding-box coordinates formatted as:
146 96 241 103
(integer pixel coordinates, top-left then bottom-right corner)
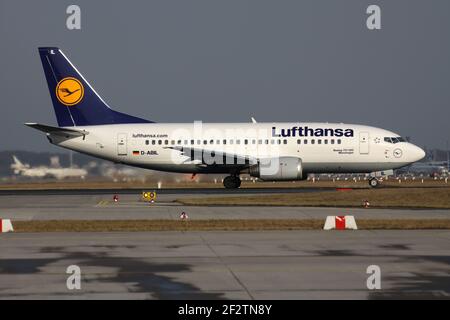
95 200 109 207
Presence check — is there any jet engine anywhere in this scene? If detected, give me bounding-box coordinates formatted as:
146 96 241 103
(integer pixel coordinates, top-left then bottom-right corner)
248 157 305 181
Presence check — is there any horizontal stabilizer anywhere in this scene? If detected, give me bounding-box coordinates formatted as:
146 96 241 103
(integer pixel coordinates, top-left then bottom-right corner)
25 123 89 137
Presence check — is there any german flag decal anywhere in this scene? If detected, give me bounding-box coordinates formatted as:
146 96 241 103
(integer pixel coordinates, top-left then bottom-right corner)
132 150 139 155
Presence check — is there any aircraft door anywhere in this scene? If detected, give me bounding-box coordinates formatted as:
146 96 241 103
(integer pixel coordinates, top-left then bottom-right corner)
117 133 128 156
359 132 369 154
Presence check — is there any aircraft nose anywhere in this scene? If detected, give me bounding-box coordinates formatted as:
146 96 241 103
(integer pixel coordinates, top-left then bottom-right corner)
410 144 426 163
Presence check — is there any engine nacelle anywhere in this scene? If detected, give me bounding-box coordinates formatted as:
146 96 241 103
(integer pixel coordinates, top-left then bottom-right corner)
249 157 305 181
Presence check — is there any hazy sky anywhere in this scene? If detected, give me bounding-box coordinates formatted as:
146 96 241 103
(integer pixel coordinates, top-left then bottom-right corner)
1 0 449 152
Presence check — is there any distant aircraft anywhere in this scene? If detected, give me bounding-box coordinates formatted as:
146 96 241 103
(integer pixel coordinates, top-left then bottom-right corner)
397 162 449 177
26 47 425 188
11 156 87 180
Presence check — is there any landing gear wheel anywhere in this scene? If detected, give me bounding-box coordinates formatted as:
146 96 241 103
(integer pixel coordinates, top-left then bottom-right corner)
223 176 241 189
369 178 379 188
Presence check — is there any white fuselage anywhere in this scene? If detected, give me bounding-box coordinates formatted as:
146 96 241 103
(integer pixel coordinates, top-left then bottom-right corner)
48 122 425 176
16 167 87 179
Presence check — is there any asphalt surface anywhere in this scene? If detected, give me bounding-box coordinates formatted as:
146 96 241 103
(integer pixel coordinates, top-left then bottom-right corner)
1 190 448 300
0 230 449 299
0 187 328 196
0 193 449 220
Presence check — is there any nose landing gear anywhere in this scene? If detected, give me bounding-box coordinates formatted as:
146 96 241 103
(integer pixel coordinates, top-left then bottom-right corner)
223 175 241 189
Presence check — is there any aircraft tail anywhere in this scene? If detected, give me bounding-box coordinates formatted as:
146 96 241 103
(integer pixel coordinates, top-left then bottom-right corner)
12 156 23 167
38 47 152 127
11 156 26 171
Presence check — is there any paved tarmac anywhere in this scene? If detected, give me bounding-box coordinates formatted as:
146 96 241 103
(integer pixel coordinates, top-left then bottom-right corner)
0 193 448 220
0 230 449 299
0 187 327 196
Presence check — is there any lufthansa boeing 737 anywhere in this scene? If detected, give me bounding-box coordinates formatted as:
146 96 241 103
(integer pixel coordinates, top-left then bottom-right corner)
27 47 425 188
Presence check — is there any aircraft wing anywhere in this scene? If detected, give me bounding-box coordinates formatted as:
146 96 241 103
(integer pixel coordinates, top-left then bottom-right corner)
165 146 257 168
25 123 89 137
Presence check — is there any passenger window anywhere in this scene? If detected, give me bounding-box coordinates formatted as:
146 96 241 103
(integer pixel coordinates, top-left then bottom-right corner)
230 140 234 145
271 140 275 144
330 139 334 144
164 140 169 145
244 139 248 145
145 140 149 145
210 139 214 145
337 139 342 144
304 140 308 144
318 140 322 144
203 140 207 145
197 140 201 145
265 140 269 144
236 140 240 145
216 140 220 144
283 139 287 144
184 140 187 145
158 140 162 145
223 139 227 145
311 139 315 144
152 140 156 145
252 139 256 144
324 139 328 144
258 139 262 144
190 140 194 145
297 139 301 144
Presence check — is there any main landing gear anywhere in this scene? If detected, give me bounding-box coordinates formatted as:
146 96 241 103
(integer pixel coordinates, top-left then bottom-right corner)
369 177 379 188
223 175 241 189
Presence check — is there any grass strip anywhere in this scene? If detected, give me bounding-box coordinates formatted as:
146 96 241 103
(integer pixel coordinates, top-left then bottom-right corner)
177 187 450 209
10 219 450 232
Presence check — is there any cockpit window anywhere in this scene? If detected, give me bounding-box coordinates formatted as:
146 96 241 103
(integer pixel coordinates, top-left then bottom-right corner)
384 137 406 144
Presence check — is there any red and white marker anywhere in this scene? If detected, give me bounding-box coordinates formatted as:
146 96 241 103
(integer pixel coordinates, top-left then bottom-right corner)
323 216 357 230
362 200 370 208
113 195 119 202
180 212 189 220
0 219 14 233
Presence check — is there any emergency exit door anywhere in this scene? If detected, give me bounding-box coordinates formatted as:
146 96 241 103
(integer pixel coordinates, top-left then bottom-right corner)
359 132 369 154
117 133 128 156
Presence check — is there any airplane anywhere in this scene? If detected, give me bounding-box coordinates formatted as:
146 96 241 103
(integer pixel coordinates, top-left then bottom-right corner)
26 47 425 189
11 155 87 180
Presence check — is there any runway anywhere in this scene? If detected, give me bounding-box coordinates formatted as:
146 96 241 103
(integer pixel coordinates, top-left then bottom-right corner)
0 187 328 196
0 193 449 221
0 230 449 299
1 190 449 299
